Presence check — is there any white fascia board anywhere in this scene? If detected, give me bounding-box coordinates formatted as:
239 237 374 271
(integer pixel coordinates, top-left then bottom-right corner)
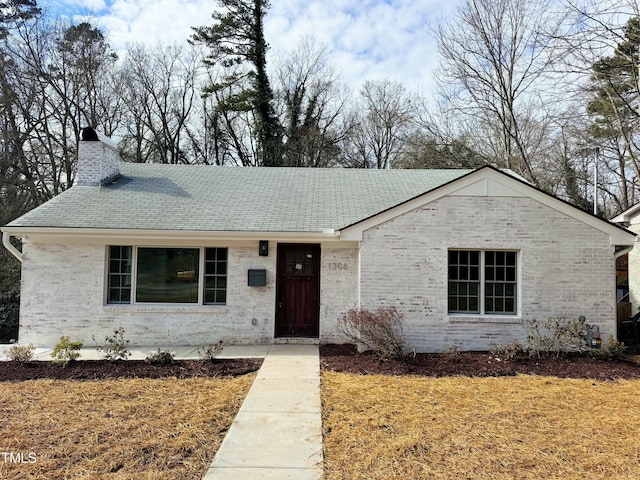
612 203 640 224
0 226 341 245
339 167 636 246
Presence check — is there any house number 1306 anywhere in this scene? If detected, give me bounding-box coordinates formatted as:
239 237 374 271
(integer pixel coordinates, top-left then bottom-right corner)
328 263 348 270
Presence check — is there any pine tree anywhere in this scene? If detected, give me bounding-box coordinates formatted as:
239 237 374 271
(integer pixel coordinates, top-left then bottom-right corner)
587 17 640 212
192 0 283 166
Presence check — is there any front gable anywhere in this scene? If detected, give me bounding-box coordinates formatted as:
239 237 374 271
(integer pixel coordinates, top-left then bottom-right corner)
340 166 635 246
448 174 527 198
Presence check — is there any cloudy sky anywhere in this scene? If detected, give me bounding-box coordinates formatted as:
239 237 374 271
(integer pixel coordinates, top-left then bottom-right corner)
47 0 461 95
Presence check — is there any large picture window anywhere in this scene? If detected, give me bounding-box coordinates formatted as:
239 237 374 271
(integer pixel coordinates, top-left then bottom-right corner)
448 250 517 315
107 247 228 305
136 248 200 303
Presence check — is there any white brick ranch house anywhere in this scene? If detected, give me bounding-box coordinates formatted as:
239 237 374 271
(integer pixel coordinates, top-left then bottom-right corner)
1 132 635 352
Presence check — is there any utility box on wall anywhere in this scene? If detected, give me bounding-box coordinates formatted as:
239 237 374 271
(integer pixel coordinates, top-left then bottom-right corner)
248 269 267 287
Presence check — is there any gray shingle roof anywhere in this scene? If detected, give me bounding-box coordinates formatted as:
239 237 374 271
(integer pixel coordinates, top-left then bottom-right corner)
6 164 472 232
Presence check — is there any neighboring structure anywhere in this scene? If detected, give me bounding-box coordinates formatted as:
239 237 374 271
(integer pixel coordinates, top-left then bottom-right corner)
2 132 635 351
612 205 640 317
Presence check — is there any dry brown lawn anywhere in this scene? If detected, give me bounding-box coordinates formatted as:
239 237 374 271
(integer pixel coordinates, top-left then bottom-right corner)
322 372 640 480
0 375 255 479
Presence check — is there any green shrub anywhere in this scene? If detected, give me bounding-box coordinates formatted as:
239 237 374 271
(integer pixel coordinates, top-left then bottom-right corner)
145 349 175 365
198 340 224 362
92 327 131 361
51 336 83 367
337 306 411 360
588 335 626 361
526 318 587 358
7 343 35 363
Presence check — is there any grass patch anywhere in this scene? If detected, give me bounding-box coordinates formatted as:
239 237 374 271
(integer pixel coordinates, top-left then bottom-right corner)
0 374 255 479
322 372 640 480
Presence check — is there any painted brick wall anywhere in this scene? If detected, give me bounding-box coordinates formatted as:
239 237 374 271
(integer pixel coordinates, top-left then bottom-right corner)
319 245 359 343
17 196 616 351
76 140 120 186
18 241 277 346
18 239 358 347
359 196 616 352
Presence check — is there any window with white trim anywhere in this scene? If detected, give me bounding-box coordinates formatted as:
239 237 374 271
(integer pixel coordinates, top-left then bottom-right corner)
107 246 132 304
448 250 517 315
107 246 228 305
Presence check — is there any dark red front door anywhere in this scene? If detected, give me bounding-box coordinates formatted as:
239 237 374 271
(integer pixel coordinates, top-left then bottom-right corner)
275 244 320 337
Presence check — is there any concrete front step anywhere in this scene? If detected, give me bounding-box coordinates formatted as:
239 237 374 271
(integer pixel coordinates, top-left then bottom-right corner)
272 337 320 345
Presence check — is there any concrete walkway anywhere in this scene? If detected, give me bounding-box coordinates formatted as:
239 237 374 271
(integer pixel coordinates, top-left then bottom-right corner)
203 344 323 480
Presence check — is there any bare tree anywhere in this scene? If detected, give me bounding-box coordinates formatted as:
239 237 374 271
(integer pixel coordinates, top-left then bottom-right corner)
341 79 414 169
435 0 566 183
275 38 349 167
117 43 201 164
0 17 117 201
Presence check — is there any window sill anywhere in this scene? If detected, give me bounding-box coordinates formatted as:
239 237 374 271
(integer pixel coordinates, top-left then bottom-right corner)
448 315 523 325
104 304 228 314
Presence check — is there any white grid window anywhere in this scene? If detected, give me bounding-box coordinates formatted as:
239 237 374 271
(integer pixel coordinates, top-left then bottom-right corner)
448 250 517 315
107 246 228 305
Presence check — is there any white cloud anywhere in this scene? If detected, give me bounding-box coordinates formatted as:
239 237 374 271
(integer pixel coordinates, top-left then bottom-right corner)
49 0 107 14
264 0 454 93
53 0 460 96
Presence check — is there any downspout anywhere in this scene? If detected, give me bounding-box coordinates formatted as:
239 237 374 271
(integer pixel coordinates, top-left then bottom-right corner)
2 231 22 263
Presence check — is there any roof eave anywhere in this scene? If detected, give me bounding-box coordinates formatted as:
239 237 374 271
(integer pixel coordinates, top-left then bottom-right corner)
0 226 341 243
612 203 640 224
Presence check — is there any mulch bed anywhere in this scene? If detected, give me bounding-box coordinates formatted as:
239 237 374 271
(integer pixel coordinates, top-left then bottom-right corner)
320 344 640 380
0 358 262 381
4 344 639 382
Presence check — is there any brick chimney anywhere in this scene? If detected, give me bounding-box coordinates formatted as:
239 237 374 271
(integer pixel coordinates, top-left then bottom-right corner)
76 127 121 186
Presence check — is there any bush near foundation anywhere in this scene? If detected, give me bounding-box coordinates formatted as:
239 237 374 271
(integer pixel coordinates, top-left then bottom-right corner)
199 340 224 362
588 335 626 361
145 349 175 365
337 306 411 360
7 343 35 363
51 336 83 367
93 327 131 361
490 339 524 362
526 317 587 357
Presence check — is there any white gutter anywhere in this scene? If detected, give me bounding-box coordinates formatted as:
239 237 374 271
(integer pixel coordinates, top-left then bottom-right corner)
2 231 22 263
615 245 634 260
2 226 342 248
0 227 343 244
